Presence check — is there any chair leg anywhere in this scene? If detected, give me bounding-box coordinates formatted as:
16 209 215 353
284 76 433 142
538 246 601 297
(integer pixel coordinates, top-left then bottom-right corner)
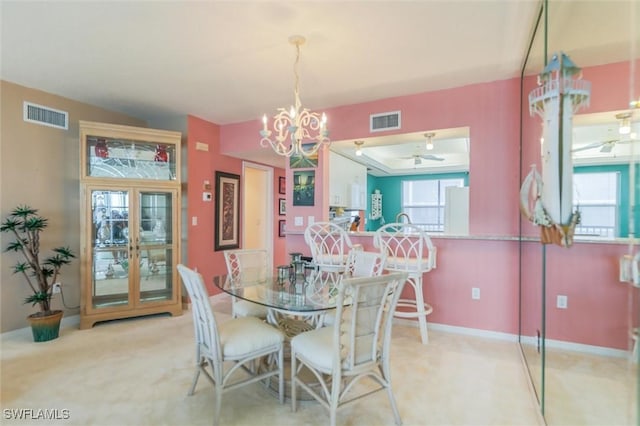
188 362 202 396
414 277 429 345
329 375 341 426
278 345 284 404
213 382 223 426
386 385 403 426
291 350 298 412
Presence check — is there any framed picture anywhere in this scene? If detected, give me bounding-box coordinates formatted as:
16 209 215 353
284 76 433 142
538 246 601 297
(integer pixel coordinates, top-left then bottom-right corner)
292 170 315 206
279 198 286 216
278 176 286 194
289 143 319 169
278 220 286 238
214 171 240 251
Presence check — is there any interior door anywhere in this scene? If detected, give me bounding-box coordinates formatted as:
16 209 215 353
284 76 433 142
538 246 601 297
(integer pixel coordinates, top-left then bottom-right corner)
242 162 274 266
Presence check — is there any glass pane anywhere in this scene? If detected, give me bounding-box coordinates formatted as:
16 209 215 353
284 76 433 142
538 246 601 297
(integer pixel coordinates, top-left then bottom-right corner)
573 172 618 203
403 180 438 205
139 247 173 303
573 172 619 237
91 190 130 308
402 178 463 232
86 135 176 181
138 191 173 303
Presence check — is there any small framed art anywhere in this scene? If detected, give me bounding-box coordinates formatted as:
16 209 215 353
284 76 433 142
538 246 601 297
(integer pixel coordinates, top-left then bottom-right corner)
214 171 240 251
279 198 286 216
278 220 286 238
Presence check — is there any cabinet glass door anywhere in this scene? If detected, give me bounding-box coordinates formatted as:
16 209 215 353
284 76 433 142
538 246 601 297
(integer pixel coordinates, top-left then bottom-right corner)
138 190 175 304
91 189 131 309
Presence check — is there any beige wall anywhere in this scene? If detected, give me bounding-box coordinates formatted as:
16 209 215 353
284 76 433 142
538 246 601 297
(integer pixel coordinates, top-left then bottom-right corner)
0 81 146 332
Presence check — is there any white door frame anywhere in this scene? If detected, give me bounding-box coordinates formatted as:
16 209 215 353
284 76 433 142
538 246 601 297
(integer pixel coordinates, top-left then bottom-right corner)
241 161 274 267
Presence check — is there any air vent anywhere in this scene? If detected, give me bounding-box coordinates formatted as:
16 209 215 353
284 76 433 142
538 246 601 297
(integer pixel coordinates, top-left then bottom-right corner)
370 111 401 132
23 102 68 130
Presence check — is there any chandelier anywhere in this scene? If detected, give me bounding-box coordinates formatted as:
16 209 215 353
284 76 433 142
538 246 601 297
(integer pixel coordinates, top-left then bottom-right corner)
260 35 329 158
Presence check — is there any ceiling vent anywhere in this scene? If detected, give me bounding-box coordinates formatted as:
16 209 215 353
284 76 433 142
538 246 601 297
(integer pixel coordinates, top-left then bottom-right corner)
370 111 401 132
23 101 68 130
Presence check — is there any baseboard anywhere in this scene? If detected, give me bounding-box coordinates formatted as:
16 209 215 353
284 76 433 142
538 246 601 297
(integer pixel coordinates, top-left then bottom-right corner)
395 319 629 358
520 334 628 359
393 318 519 342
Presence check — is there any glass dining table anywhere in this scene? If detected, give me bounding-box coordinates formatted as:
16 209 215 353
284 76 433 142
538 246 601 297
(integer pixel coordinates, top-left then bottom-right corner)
213 269 345 337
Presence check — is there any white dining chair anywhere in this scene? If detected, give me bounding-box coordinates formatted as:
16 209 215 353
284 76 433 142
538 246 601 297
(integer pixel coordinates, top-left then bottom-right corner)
177 264 285 426
374 223 437 344
321 249 387 326
223 248 270 319
291 272 408 426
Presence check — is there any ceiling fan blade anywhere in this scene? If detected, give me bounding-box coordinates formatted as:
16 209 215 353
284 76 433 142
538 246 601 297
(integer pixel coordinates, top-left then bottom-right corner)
600 142 615 153
572 141 605 153
420 154 445 161
573 139 621 153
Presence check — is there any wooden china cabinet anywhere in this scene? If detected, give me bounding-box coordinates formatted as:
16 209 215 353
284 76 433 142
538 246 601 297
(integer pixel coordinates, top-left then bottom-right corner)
79 121 182 329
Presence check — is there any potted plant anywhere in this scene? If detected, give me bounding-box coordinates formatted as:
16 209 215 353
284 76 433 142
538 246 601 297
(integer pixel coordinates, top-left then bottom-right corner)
1 205 75 342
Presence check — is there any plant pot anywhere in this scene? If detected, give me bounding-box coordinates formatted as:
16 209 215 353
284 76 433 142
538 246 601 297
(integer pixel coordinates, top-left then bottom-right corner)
27 310 63 342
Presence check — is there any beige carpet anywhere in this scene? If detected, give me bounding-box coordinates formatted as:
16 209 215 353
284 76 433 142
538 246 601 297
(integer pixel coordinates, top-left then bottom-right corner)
1 295 543 426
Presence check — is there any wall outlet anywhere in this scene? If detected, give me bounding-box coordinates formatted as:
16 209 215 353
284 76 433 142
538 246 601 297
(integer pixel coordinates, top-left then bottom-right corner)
52 283 62 294
556 295 568 309
471 287 480 300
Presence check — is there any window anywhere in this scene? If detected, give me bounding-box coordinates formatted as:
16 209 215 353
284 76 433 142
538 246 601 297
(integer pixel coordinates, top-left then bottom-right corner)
402 178 464 232
573 171 619 238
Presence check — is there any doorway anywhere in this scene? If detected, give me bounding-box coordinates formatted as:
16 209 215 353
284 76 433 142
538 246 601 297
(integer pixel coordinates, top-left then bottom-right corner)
242 162 274 267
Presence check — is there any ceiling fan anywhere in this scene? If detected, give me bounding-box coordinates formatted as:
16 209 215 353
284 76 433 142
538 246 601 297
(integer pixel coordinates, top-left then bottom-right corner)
400 132 445 165
572 138 621 153
402 153 445 165
572 112 635 154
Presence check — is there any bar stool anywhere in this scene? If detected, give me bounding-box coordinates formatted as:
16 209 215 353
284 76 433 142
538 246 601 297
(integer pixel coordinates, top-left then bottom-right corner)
304 222 358 283
374 223 437 344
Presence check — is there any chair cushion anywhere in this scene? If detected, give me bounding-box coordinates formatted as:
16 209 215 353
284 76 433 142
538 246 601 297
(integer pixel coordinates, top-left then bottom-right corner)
292 326 374 371
219 317 284 357
385 256 431 273
291 327 335 370
316 253 347 266
234 300 268 318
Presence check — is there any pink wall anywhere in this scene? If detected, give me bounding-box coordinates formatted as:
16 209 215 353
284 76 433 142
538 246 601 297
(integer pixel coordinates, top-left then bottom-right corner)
221 78 522 237
185 115 287 295
211 61 636 350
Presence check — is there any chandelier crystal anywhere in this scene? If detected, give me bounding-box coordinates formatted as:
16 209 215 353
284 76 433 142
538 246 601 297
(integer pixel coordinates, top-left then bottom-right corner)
260 35 329 158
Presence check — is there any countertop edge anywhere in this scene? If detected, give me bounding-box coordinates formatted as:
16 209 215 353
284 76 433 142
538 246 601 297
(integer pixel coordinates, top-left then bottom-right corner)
283 230 637 245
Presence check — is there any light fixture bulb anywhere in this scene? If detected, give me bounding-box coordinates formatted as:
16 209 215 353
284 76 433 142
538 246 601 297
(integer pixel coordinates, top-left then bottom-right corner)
616 112 632 135
619 119 631 135
354 140 364 156
424 132 435 151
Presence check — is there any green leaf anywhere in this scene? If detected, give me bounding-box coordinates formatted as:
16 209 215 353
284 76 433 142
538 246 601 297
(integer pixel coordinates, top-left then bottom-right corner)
25 292 50 306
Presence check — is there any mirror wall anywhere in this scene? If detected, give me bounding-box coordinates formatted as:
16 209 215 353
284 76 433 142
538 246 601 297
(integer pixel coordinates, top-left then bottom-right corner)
519 0 639 424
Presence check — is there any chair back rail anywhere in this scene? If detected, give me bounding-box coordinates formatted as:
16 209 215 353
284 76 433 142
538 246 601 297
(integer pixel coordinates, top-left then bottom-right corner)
304 222 354 268
373 223 437 272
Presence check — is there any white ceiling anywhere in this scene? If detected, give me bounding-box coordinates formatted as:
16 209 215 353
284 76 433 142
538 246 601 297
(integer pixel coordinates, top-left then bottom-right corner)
1 1 635 172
